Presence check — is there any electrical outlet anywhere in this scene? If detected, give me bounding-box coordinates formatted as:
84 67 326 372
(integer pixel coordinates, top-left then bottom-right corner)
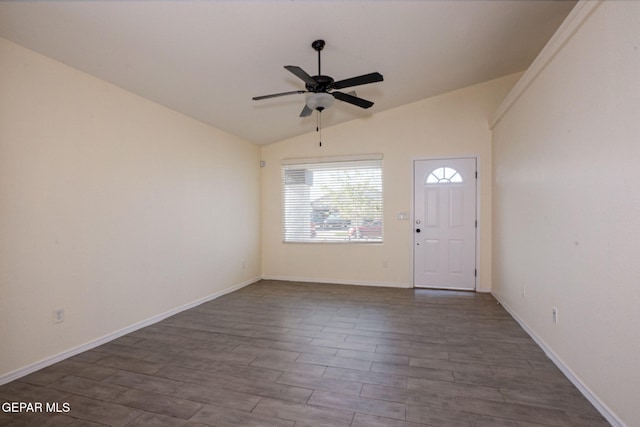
522 285 526 299
54 308 64 324
383 260 389 268
242 260 246 269
552 307 558 324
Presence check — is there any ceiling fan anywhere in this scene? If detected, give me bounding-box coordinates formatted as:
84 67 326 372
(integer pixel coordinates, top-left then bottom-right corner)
252 39 383 117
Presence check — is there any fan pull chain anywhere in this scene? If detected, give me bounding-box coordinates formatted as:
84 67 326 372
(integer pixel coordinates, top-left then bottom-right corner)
317 111 322 147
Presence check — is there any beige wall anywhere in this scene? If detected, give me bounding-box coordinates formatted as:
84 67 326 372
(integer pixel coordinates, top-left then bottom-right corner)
492 2 640 425
0 38 261 379
261 73 520 290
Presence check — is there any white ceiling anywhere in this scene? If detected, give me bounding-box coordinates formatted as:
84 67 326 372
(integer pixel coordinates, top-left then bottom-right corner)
0 1 576 145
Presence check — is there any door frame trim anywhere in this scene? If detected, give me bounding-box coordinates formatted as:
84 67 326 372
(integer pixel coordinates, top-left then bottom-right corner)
411 155 481 291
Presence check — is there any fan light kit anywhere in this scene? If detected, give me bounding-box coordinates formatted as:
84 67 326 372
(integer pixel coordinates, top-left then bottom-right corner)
305 93 334 111
252 39 384 146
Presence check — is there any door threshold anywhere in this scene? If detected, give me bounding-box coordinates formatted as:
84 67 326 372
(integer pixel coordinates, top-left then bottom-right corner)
413 285 476 292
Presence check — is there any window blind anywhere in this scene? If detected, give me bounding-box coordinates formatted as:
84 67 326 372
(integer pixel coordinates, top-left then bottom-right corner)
282 156 383 243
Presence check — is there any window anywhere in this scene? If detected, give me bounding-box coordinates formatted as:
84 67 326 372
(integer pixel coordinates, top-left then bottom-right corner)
282 155 383 243
426 167 463 184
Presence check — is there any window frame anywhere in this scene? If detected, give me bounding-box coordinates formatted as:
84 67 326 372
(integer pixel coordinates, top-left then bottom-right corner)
281 154 383 244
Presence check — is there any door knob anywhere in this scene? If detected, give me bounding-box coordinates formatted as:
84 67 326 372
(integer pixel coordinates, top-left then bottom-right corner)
416 228 421 233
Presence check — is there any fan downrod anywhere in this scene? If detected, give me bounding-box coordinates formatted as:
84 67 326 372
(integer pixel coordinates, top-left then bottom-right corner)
311 40 327 83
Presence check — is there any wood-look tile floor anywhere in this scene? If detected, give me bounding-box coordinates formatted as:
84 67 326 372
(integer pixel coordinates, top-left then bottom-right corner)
0 280 608 426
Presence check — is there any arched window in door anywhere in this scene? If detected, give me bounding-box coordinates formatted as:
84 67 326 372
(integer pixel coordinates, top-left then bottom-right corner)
426 167 463 184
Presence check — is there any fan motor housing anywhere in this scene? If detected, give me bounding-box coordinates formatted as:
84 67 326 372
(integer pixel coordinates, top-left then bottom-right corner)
308 75 334 92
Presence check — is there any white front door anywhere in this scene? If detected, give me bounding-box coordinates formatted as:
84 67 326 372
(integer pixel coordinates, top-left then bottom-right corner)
414 158 477 290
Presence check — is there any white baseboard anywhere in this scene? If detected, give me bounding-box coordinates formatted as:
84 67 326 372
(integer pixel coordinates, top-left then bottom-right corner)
492 292 623 427
261 275 411 289
0 276 261 386
262 276 493 293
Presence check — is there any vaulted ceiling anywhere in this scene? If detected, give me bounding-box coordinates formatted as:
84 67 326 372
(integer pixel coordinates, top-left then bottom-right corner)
0 1 576 145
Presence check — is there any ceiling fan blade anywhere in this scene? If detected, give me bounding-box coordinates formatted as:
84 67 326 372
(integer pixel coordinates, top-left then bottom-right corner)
299 104 313 117
333 72 383 90
332 91 374 109
253 90 306 101
284 65 317 86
